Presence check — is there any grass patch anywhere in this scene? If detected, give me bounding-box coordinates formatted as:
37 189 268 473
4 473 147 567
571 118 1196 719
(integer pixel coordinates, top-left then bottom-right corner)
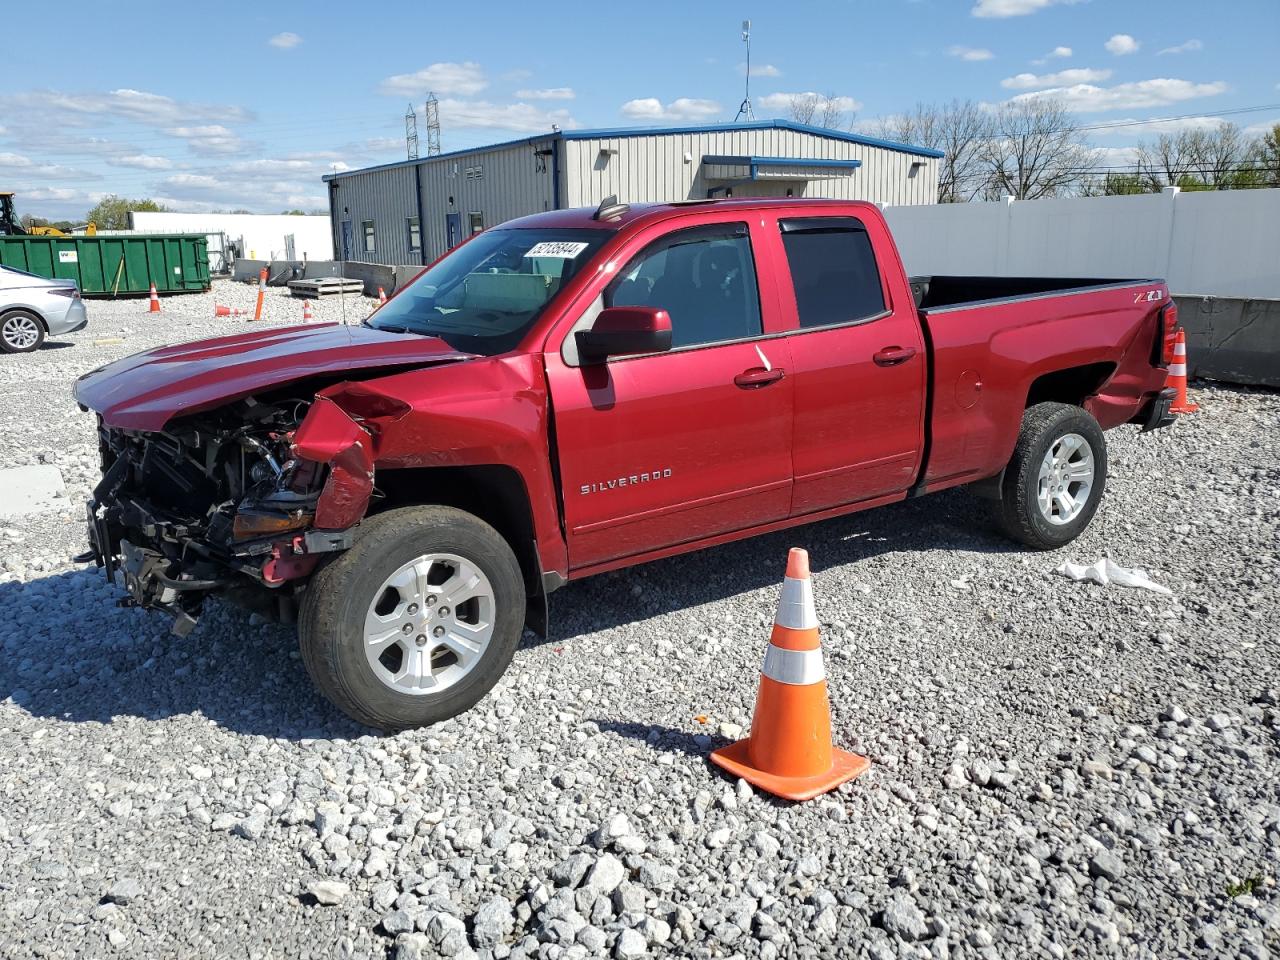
1225 876 1262 898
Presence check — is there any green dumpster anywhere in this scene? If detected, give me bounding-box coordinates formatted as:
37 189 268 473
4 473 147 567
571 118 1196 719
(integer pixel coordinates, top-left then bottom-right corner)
0 233 210 296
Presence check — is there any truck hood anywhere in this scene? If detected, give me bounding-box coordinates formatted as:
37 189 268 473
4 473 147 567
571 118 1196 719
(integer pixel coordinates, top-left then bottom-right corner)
75 322 473 431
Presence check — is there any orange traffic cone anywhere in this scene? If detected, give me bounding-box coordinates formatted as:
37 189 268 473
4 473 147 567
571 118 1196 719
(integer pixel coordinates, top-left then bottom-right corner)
377 286 387 305
213 304 246 317
710 548 869 801
148 283 160 313
1167 329 1199 414
302 300 313 322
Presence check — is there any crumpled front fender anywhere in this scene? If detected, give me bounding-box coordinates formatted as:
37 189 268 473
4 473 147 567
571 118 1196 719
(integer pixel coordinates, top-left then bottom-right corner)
292 393 378 530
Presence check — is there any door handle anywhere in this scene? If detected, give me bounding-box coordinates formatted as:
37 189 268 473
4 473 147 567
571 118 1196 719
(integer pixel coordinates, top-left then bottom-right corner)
873 345 917 367
734 366 785 388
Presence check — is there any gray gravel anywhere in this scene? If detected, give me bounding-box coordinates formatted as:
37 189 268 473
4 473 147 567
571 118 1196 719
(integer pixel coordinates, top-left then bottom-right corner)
1 280 1278 959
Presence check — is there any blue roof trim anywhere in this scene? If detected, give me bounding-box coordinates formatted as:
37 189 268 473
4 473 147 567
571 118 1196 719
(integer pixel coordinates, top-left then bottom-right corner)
565 120 943 158
322 119 941 182
702 155 864 169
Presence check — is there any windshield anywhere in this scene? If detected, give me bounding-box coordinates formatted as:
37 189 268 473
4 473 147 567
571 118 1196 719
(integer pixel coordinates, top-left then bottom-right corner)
366 227 612 354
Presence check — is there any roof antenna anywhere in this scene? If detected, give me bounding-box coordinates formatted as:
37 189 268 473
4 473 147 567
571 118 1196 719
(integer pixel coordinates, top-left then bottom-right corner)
734 19 756 122
592 194 629 221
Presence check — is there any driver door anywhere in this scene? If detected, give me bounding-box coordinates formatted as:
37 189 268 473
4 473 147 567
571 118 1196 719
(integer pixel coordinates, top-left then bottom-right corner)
544 219 794 571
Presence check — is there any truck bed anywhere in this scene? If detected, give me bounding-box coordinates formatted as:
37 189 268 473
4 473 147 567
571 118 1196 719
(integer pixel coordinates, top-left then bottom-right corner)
910 275 1169 493
909 275 1154 312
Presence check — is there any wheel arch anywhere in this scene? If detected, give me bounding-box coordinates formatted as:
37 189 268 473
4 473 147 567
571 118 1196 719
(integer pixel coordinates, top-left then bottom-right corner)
1023 362 1116 410
1 305 49 330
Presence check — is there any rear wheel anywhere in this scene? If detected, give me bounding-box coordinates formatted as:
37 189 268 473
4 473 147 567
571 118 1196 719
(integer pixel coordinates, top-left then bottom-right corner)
298 505 525 731
0 310 45 353
995 402 1107 550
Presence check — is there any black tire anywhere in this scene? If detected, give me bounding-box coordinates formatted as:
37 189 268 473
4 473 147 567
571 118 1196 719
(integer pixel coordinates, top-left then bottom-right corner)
994 402 1108 550
0 310 46 354
298 505 525 731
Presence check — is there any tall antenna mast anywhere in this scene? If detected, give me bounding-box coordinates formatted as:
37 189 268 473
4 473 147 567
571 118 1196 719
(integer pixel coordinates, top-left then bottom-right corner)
405 104 419 160
734 19 755 122
424 93 442 156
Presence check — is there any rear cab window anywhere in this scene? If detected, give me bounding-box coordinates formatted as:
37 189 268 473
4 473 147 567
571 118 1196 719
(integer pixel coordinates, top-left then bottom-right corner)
778 217 887 329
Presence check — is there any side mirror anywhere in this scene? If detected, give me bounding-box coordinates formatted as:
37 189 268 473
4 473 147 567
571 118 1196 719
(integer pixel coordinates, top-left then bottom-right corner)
576 306 672 363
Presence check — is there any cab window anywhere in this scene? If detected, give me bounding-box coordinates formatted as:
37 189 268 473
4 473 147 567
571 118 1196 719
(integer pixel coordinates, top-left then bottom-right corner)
779 217 886 328
605 224 762 349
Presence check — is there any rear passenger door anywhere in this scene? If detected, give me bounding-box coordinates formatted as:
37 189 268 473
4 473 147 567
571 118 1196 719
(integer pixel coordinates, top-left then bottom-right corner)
774 216 926 515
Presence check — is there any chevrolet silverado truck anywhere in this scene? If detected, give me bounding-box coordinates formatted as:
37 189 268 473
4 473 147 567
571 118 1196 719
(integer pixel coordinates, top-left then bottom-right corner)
74 197 1181 730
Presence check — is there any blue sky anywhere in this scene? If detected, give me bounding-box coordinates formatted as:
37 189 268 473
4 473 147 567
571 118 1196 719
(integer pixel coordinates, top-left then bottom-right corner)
3 0 1276 219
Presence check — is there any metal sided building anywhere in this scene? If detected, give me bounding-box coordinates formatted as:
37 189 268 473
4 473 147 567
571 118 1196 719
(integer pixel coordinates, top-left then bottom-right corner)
323 119 942 266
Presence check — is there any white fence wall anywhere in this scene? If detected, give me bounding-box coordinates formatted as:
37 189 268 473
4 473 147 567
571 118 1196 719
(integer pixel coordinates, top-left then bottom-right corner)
128 212 334 261
883 187 1280 299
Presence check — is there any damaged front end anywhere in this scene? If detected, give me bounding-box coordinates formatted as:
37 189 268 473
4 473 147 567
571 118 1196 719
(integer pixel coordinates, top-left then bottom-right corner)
84 388 384 636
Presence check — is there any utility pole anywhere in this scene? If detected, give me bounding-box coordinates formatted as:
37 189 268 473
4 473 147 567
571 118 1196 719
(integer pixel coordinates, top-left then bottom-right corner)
405 104 419 160
734 19 755 122
424 93 442 156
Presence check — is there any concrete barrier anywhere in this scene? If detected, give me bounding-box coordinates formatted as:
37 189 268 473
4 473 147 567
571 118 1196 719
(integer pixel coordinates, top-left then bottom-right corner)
1174 295 1280 389
232 259 423 295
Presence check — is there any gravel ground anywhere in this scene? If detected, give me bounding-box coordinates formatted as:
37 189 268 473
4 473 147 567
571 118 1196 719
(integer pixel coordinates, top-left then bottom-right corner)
1 279 1278 960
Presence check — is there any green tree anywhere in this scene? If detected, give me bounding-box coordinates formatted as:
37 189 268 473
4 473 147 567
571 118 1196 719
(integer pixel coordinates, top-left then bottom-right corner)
1258 123 1280 187
1081 172 1149 196
85 195 168 230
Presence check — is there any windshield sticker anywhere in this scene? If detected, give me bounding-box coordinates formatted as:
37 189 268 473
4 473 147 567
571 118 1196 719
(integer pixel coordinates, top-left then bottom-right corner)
524 241 590 259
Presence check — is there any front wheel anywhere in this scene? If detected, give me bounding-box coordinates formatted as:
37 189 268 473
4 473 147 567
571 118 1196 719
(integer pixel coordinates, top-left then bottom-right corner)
994 402 1107 550
298 505 525 731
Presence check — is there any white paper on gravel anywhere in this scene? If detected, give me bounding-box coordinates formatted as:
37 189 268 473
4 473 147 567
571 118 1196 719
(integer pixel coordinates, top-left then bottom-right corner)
1053 557 1173 595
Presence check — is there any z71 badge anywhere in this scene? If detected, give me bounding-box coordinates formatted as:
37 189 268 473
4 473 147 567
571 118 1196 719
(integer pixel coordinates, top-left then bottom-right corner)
581 468 672 495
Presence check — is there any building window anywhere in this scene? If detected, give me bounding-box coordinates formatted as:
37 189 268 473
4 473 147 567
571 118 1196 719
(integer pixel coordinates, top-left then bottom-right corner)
465 163 484 181
468 212 484 235
362 220 375 253
406 216 421 252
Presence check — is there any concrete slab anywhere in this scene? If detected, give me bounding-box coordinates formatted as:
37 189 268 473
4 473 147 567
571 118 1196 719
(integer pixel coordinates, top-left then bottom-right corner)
0 465 67 520
1175 295 1280 389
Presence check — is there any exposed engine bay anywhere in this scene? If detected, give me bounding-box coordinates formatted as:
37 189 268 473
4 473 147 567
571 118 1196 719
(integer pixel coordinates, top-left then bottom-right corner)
84 390 364 635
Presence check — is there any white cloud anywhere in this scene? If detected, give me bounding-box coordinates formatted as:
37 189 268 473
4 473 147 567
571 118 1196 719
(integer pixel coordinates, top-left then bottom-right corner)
436 98 577 132
167 124 245 154
106 154 173 170
738 62 782 77
1001 68 1112 89
757 92 863 114
380 62 487 97
1105 34 1140 55
1049 45 1072 58
1157 39 1202 55
1008 78 1228 112
1243 117 1280 136
268 32 302 49
972 0 1079 18
0 88 248 128
948 45 995 61
0 152 98 180
514 87 575 100
1092 145 1141 167
620 97 722 121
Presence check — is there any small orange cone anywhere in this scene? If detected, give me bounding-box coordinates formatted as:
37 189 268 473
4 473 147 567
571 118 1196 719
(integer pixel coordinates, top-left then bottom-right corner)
213 304 246 317
302 300 313 322
1167 329 1199 414
148 283 160 313
710 548 869 801
377 286 387 305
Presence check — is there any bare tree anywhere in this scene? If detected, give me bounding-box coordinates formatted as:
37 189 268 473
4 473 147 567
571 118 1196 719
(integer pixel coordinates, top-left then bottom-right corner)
982 97 1096 200
788 94 817 125
1259 123 1280 187
788 93 854 130
1138 122 1256 190
872 99 993 203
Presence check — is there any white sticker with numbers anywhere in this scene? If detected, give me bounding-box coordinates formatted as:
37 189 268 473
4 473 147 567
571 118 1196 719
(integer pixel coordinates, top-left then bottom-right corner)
524 241 589 259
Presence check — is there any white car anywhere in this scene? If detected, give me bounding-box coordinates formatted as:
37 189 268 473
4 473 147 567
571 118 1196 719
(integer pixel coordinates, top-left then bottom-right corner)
0 265 89 353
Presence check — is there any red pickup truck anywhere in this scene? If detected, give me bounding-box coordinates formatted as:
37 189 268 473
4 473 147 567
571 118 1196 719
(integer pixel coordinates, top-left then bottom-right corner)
75 197 1180 729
